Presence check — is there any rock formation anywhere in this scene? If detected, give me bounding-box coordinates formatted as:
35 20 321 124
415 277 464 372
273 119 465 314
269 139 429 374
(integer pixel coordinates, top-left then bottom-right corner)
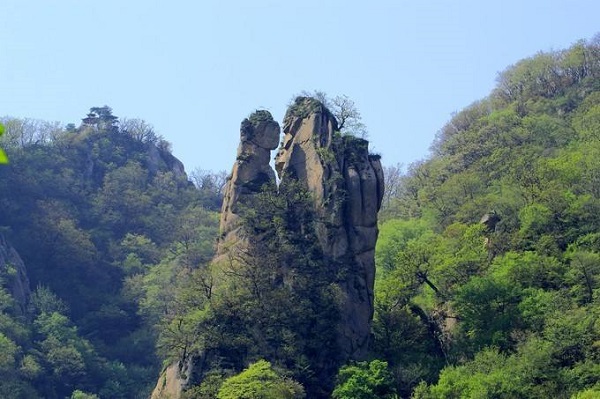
275 97 384 358
151 99 384 398
218 110 281 251
219 97 383 359
150 358 193 399
0 234 31 315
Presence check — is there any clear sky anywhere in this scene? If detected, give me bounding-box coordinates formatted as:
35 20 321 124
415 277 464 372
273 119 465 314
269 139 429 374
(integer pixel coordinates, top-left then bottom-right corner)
1 0 598 174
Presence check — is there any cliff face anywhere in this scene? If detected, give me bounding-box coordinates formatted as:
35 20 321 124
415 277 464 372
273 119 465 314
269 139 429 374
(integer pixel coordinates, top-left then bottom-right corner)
218 110 281 250
0 234 31 315
275 97 384 358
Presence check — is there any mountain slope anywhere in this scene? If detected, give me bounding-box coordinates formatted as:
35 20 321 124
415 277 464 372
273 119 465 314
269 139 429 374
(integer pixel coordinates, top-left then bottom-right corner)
376 36 600 398
0 108 220 398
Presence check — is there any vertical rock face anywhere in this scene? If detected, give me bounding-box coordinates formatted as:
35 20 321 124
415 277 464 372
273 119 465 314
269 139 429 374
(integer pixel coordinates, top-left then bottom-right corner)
218 110 281 252
275 97 384 359
0 234 31 315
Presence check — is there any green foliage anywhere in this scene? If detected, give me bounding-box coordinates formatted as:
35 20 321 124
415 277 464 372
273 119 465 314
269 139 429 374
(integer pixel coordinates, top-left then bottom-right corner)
71 390 100 399
572 388 600 399
247 109 274 125
217 360 305 399
332 360 397 399
0 122 8 163
379 37 600 398
286 96 324 120
181 372 225 399
573 94 600 141
29 285 69 315
453 275 521 351
290 91 368 137
566 251 600 303
0 36 597 398
376 219 433 274
163 180 345 398
0 332 18 371
0 107 220 397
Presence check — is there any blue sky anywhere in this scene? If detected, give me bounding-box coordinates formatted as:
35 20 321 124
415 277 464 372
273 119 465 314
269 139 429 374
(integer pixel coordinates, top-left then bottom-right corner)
1 1 598 173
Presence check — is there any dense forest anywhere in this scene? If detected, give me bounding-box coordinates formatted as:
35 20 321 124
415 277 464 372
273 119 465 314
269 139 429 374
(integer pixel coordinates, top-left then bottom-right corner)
0 108 223 398
373 37 600 398
0 35 598 398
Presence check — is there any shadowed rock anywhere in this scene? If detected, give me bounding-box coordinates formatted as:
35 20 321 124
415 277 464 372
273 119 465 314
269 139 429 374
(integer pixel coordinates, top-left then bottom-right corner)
276 97 384 359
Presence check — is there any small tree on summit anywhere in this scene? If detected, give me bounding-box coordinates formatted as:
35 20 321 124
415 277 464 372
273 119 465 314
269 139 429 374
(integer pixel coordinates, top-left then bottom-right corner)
120 118 160 144
299 91 368 138
81 106 119 131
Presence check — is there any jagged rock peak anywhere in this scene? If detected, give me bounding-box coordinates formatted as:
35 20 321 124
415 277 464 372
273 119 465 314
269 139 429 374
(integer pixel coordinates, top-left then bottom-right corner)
283 96 338 131
218 110 280 247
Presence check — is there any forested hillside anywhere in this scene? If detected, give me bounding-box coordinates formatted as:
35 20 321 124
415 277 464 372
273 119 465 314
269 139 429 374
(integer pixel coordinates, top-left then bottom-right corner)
369 37 600 398
0 108 222 398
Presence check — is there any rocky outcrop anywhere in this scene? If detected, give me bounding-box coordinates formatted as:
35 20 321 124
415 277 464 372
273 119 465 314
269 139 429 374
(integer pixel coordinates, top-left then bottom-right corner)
150 359 193 399
275 97 384 359
0 234 31 315
218 110 280 250
147 142 188 180
480 210 500 232
151 99 383 398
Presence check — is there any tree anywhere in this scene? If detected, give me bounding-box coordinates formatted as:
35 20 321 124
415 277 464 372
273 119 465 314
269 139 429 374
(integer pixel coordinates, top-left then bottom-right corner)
82 106 119 131
572 388 600 399
0 117 62 149
299 91 368 137
453 276 521 351
217 360 305 399
189 168 228 210
381 163 403 210
332 360 397 399
0 333 18 372
119 118 160 144
70 390 100 399
29 285 69 315
566 251 600 304
0 123 8 163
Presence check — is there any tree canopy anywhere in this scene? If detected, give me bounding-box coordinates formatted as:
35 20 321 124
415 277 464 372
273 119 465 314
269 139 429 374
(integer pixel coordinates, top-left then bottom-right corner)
374 36 600 398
